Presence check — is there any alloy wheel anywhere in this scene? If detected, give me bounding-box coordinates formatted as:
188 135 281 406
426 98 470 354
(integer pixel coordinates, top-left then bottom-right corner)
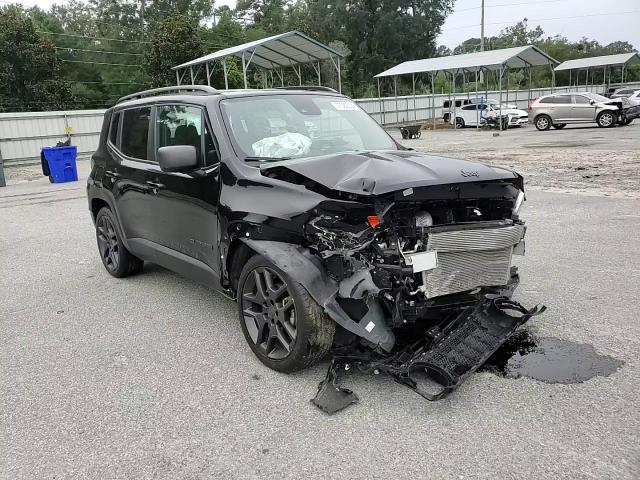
536 117 549 130
96 215 120 272
241 267 297 360
599 112 614 127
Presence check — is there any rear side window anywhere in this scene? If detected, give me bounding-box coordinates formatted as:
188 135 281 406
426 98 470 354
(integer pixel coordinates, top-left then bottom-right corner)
554 95 572 104
121 107 151 160
539 97 554 104
461 105 477 111
109 112 120 146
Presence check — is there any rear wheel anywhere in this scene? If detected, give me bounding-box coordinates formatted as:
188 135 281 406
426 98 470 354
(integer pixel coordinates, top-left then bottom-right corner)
597 111 616 128
95 207 143 278
535 115 551 131
238 255 335 372
552 123 567 129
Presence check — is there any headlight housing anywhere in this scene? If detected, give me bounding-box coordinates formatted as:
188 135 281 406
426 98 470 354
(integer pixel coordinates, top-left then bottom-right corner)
513 190 525 215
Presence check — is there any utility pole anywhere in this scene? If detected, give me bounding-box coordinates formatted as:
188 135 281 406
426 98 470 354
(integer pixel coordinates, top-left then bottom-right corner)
479 0 485 85
480 0 485 52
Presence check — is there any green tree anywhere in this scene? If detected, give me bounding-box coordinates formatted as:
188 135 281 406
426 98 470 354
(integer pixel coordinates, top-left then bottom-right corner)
144 13 205 87
0 6 74 112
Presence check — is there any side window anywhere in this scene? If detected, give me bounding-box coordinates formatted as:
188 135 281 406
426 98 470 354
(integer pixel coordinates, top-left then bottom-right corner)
539 97 553 104
156 104 219 166
573 95 591 104
554 95 572 104
109 112 120 146
121 107 151 160
461 105 476 111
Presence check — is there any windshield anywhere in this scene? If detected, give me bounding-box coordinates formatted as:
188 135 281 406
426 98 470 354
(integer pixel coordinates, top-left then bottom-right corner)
583 92 610 103
221 94 396 160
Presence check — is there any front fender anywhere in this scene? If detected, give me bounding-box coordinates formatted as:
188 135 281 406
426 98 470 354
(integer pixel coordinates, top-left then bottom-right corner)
240 239 395 352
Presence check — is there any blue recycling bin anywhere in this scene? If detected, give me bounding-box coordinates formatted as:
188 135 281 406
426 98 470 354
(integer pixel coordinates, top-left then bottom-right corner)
41 146 78 183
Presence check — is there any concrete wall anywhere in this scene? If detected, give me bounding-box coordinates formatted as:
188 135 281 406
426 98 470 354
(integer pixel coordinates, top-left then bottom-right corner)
2 81 640 165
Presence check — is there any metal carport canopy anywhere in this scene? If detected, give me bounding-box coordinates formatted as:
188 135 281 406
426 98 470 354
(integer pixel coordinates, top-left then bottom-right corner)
554 52 640 71
173 31 344 71
374 45 558 77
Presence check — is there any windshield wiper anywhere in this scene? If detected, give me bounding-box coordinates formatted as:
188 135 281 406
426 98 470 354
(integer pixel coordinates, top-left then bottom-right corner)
244 156 291 163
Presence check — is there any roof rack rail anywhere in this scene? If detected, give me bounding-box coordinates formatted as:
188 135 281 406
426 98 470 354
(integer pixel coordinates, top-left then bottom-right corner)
276 86 338 93
117 85 218 104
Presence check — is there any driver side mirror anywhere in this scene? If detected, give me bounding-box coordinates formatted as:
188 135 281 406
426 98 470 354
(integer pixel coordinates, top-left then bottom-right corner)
157 145 198 172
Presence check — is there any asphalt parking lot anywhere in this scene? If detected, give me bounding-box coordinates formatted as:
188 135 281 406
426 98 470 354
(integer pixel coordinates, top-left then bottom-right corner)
2 127 640 479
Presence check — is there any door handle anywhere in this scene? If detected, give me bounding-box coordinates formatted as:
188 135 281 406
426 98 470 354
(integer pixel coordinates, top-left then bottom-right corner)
105 170 121 178
145 180 165 194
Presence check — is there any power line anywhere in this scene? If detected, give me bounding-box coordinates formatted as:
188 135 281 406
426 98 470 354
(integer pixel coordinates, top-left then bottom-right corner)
445 10 640 31
61 59 141 68
55 47 144 57
38 30 151 44
456 0 568 13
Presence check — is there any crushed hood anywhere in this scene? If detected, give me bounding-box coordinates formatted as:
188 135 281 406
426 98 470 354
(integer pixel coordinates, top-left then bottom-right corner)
260 150 517 196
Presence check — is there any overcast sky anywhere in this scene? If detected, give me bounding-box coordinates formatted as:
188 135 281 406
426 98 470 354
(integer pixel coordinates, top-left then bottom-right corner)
11 0 640 50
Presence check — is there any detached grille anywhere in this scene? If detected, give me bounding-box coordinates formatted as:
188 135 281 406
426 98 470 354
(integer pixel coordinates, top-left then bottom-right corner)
421 224 525 299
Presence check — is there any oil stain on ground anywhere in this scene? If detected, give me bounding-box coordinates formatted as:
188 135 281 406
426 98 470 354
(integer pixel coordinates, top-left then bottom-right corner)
481 330 623 384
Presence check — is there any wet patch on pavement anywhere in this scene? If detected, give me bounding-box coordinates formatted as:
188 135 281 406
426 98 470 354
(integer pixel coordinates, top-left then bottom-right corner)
480 330 624 384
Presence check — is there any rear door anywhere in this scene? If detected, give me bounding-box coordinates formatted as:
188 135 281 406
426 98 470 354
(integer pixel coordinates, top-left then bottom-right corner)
571 94 597 122
143 103 222 286
108 106 156 242
550 95 573 122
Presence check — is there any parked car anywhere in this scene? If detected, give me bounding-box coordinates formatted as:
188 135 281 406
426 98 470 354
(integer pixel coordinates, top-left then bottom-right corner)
453 101 529 128
87 85 539 399
624 90 640 106
529 92 639 130
608 87 640 100
442 98 473 123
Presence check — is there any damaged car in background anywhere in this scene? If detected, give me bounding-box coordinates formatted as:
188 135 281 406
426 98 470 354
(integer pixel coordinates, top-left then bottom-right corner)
88 86 544 415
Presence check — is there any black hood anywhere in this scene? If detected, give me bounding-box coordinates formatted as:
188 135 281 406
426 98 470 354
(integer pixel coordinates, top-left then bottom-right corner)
261 150 518 196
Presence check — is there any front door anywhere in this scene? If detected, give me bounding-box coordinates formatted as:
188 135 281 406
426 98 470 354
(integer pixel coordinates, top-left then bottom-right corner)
144 103 222 287
571 94 597 122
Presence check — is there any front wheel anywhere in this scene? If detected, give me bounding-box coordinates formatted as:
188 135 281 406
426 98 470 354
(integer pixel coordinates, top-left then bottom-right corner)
597 111 616 128
238 255 335 372
455 117 465 129
535 115 552 131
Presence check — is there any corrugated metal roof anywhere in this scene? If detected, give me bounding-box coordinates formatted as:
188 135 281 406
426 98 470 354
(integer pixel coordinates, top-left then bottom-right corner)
374 45 558 78
173 31 345 71
554 52 640 71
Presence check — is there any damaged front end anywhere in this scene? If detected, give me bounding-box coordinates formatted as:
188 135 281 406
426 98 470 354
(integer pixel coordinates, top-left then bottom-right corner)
240 171 543 413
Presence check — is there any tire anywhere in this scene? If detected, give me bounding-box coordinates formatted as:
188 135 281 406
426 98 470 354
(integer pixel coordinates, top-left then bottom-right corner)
534 115 551 131
95 207 143 278
401 128 409 139
552 123 567 129
597 111 616 128
443 113 451 123
455 117 465 129
237 254 335 373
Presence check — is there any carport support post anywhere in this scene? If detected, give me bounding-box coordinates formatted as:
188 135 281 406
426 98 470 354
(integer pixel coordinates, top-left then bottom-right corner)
223 58 229 89
337 57 342 93
586 67 589 90
242 52 248 89
431 73 436 131
412 73 416 122
475 69 479 129
528 66 532 103
0 149 5 188
190 67 194 85
394 75 399 125
205 63 210 86
176 70 181 86
377 77 384 125
452 72 456 128
498 66 503 131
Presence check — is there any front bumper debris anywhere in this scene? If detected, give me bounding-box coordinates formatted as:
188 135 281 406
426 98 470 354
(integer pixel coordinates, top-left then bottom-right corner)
312 297 546 414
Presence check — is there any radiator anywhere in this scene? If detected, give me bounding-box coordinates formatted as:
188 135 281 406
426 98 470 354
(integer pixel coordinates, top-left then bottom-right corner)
421 224 525 299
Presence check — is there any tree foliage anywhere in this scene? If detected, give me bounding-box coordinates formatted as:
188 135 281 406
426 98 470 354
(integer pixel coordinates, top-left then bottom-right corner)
1 1 637 111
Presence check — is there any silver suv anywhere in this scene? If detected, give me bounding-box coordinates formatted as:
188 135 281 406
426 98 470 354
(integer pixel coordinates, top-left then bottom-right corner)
530 92 623 130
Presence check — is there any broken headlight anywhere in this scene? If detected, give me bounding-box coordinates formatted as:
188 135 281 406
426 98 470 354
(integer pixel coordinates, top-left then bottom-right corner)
513 190 525 215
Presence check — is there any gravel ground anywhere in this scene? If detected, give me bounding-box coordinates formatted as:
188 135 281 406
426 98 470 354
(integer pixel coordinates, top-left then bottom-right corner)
393 121 640 198
1 148 639 478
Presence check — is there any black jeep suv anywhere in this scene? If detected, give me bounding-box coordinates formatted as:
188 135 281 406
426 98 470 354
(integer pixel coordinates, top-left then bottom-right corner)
88 85 530 377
